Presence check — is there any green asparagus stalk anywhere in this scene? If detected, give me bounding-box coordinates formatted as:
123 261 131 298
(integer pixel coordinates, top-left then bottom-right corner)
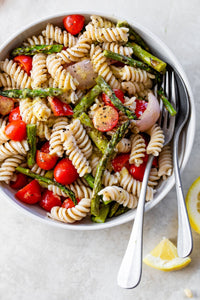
114 205 130 217
11 44 63 57
78 112 108 154
16 166 77 205
37 170 54 189
96 76 136 120
108 202 120 218
91 203 110 223
117 20 150 51
91 120 130 216
103 50 156 74
127 42 167 73
83 173 94 189
73 85 102 118
26 124 37 168
157 87 177 116
0 88 64 99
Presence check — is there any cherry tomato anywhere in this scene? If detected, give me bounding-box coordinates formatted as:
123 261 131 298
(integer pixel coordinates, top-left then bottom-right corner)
39 190 62 212
54 158 79 185
102 89 125 108
8 106 22 122
13 55 32 75
63 15 85 35
15 180 41 204
112 154 130 172
143 152 158 168
0 96 14 116
36 151 58 171
49 97 73 116
93 106 119 132
135 99 148 118
40 141 51 153
129 162 146 182
62 198 75 209
5 120 27 141
10 173 28 189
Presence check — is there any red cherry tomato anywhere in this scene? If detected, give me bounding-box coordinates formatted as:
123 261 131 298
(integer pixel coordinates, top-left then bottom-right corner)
62 198 75 209
5 120 27 141
13 55 32 75
54 158 79 185
39 190 62 212
10 173 28 189
135 99 148 118
112 154 130 172
40 141 51 153
63 15 85 35
0 96 14 116
8 106 22 122
102 89 125 108
129 162 146 182
36 151 58 171
143 152 158 168
49 97 73 116
93 106 119 132
15 180 41 204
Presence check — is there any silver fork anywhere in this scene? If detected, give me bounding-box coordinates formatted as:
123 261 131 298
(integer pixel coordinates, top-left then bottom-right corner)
117 70 176 289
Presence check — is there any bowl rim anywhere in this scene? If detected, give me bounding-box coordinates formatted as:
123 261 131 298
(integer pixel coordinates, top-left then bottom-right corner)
0 11 196 230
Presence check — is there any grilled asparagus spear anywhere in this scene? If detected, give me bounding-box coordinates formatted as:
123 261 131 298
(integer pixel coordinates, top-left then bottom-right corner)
0 88 64 99
26 124 37 168
11 44 63 57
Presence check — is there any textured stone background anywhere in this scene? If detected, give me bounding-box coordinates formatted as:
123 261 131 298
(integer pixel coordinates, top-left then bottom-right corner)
0 0 199 299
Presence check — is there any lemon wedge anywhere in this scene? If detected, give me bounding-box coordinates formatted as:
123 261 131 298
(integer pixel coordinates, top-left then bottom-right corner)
143 238 191 271
186 176 200 234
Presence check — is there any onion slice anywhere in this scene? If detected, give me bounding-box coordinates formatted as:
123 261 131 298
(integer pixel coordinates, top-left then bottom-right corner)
135 92 160 132
66 59 97 90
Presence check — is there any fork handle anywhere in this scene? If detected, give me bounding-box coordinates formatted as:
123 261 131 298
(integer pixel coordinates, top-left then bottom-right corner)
117 155 154 289
173 135 193 258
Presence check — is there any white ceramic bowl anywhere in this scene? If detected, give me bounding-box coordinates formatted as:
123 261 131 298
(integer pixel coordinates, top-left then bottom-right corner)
0 12 195 230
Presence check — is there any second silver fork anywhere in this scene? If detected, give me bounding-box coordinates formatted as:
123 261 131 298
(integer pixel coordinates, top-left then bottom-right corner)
117 70 176 289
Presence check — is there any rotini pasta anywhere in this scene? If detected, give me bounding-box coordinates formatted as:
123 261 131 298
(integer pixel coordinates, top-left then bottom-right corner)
0 72 17 88
0 117 9 145
158 144 173 179
49 117 68 157
32 97 51 121
116 138 131 153
0 155 25 184
23 34 53 47
119 65 155 83
48 198 91 223
90 15 115 28
102 42 133 56
129 134 146 166
146 124 165 156
148 168 160 188
121 81 152 97
31 53 48 88
99 186 138 208
0 140 29 162
85 26 129 43
30 163 46 176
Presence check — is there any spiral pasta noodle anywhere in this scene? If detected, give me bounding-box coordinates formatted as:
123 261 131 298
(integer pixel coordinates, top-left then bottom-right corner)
148 168 160 188
0 117 9 145
0 72 17 88
146 124 165 156
30 163 46 176
158 144 173 179
0 140 29 162
85 26 129 43
99 186 138 209
102 170 119 186
31 53 48 88
62 130 91 177
0 155 25 184
68 119 93 159
23 34 53 47
32 97 51 121
91 45 120 89
102 42 133 56
46 54 78 90
123 96 136 111
48 182 92 199
0 59 31 89
88 97 104 119
48 198 91 223
42 23 78 48
119 65 155 83
49 117 68 157
90 15 115 28
129 134 146 166
119 167 154 201
121 81 152 97
116 138 131 153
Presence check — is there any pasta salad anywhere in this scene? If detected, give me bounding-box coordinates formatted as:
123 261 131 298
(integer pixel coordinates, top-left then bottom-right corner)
0 14 175 224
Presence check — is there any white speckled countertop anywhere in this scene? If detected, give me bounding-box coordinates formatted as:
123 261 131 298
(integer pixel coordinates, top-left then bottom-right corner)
0 0 200 299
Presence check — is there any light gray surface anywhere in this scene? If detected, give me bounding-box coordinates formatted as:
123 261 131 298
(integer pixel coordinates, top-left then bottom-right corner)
0 0 200 299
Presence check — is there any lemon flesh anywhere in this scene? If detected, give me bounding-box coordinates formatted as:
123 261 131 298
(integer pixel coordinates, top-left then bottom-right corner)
143 238 191 271
186 176 200 234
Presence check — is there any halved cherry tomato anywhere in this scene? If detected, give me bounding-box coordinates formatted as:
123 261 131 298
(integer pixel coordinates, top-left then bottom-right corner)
10 173 28 189
93 106 119 132
40 141 51 153
49 97 73 116
0 96 14 116
9 106 22 122
63 15 85 35
102 89 125 108
15 180 41 204
5 120 26 141
129 162 146 182
112 153 130 172
39 190 62 212
135 99 148 118
62 198 80 209
36 151 58 171
13 55 32 75
54 158 79 185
